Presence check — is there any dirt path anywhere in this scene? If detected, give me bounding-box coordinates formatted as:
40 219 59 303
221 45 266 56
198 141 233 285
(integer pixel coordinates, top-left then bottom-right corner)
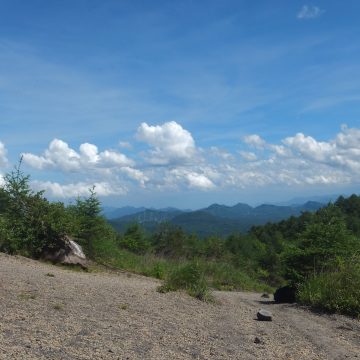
0 253 359 359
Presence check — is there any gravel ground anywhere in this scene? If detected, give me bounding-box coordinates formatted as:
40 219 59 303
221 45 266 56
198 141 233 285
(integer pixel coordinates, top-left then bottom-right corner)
0 252 359 360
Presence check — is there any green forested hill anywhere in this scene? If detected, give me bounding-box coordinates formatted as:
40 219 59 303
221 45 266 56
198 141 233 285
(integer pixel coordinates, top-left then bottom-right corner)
109 201 325 237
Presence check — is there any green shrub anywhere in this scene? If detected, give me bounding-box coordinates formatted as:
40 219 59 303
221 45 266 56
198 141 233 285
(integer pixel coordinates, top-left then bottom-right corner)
297 258 360 317
158 262 212 301
202 260 272 292
147 261 167 279
118 223 150 255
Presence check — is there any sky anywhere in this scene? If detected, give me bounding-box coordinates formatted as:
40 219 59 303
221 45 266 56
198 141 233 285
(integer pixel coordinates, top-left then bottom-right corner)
0 0 359 208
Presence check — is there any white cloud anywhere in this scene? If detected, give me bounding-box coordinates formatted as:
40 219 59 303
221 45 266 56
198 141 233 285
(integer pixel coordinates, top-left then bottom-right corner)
0 141 8 167
281 127 360 173
31 180 126 198
22 139 134 172
22 139 149 192
136 121 197 165
5 123 360 198
283 133 334 162
168 168 215 190
304 174 350 185
210 146 234 160
243 134 267 149
232 125 360 188
336 125 360 149
186 172 215 190
120 166 149 187
239 151 257 161
297 5 324 19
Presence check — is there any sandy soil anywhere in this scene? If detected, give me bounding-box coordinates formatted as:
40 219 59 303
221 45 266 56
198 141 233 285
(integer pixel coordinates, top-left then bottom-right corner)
0 252 359 360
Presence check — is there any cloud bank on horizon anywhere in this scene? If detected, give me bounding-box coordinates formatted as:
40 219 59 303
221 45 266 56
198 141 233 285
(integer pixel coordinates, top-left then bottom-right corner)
1 122 359 200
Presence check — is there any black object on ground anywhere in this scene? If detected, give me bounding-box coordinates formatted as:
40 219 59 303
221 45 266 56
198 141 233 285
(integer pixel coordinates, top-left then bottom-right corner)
274 285 296 303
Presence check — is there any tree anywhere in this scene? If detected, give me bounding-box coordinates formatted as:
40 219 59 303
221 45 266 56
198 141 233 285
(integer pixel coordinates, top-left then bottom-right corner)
119 223 150 254
0 159 66 256
71 186 105 257
151 223 189 258
283 205 358 283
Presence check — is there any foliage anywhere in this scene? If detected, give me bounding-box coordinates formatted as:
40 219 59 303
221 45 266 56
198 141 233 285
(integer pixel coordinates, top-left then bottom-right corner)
118 223 150 254
158 262 212 301
151 223 195 258
200 260 272 292
69 186 106 257
283 205 358 283
335 194 360 236
297 255 360 317
0 160 69 256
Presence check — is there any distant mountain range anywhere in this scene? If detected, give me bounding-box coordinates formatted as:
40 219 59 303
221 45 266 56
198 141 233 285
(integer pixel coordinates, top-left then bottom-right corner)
275 194 340 206
102 206 147 219
107 200 326 237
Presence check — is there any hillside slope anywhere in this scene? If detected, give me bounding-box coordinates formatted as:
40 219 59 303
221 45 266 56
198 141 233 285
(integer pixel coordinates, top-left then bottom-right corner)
1 253 359 360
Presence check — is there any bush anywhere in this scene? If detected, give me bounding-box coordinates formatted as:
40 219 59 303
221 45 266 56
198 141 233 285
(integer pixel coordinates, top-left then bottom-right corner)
158 262 212 301
203 260 273 292
297 257 360 317
119 223 150 255
0 161 69 257
147 261 167 279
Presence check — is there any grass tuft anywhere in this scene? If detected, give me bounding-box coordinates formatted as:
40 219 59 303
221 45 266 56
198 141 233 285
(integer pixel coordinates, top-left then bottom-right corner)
158 262 213 302
53 303 64 311
18 292 36 300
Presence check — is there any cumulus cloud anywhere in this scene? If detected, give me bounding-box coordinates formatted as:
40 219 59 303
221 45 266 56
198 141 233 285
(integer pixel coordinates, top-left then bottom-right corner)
239 151 257 161
336 125 360 149
297 5 324 19
168 168 215 190
234 125 360 188
23 139 134 172
282 126 360 173
186 172 215 190
136 121 197 165
243 134 267 149
210 147 234 160
283 133 334 162
4 123 360 198
31 180 126 198
0 141 8 167
120 166 149 187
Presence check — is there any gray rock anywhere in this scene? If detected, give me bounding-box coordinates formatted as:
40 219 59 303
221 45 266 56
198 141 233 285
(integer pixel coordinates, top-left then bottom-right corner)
42 236 87 269
257 309 272 321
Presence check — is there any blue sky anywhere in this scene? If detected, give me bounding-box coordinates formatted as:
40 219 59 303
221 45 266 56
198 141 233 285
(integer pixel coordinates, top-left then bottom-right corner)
0 0 359 208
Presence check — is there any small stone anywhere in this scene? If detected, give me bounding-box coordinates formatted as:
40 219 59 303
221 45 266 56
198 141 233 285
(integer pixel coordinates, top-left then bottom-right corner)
254 337 262 344
257 309 272 321
261 293 270 298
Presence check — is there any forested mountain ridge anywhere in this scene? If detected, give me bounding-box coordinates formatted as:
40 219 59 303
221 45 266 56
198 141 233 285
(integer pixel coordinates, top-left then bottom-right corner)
109 201 325 236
